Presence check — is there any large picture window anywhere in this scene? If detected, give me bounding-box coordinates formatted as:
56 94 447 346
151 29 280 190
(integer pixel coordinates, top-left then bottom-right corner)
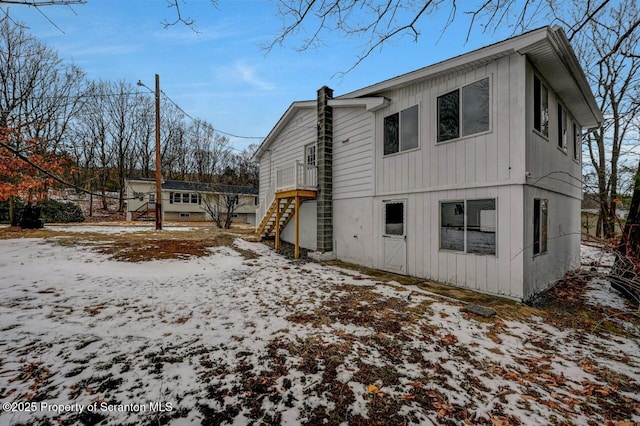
384 105 419 155
437 77 490 143
440 199 496 255
533 198 548 255
533 75 549 136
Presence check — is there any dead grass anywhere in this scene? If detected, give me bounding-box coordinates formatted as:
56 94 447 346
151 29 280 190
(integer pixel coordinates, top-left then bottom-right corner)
0 224 260 262
325 259 538 321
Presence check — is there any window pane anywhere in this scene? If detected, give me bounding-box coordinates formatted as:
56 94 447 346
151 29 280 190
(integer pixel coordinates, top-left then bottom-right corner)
437 90 459 142
534 77 541 131
462 78 490 136
385 202 404 235
401 105 419 151
182 193 189 203
174 193 181 203
533 199 541 254
384 113 399 155
306 145 316 166
541 84 549 136
573 123 581 161
558 104 567 149
191 193 198 203
533 198 548 254
540 199 548 253
466 199 496 255
440 202 464 251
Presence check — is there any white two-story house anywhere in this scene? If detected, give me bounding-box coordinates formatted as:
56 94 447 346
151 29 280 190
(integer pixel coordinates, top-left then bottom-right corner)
252 26 602 301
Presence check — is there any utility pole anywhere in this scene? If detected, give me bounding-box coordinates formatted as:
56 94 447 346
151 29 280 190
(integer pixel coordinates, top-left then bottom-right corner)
154 74 162 230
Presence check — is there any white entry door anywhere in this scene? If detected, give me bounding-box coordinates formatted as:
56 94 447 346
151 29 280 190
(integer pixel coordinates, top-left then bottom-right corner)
382 200 407 274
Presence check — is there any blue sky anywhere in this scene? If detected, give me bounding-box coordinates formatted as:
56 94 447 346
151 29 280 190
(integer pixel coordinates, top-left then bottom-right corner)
5 0 523 151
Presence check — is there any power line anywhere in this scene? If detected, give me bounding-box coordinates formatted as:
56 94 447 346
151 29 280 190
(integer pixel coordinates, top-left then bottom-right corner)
158 90 265 142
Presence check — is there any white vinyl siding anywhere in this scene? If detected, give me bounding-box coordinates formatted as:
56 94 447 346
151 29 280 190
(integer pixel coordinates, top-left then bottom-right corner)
333 107 375 199
376 54 523 196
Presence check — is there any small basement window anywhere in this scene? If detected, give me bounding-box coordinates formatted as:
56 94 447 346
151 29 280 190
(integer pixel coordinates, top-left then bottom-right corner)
533 199 548 255
180 213 190 218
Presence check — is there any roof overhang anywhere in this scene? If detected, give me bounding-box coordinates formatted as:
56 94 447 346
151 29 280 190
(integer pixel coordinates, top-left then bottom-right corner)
337 27 602 129
518 27 603 129
251 100 315 163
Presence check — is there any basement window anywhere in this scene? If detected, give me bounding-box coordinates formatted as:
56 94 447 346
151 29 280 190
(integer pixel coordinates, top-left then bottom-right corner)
180 213 190 218
384 105 419 155
440 199 496 255
533 198 548 255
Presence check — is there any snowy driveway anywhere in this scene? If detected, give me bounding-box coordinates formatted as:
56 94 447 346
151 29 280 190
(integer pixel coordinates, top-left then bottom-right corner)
0 228 638 425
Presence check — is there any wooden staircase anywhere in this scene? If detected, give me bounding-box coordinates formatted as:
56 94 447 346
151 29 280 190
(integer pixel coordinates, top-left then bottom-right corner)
132 202 156 221
255 161 318 259
256 197 295 238
256 189 317 258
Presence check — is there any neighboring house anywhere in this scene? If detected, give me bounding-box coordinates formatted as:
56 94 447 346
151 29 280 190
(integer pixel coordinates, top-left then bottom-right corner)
125 178 258 224
253 26 602 301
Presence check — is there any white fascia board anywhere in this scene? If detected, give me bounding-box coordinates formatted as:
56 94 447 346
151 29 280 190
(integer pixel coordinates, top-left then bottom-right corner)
327 97 389 111
336 28 553 99
251 100 315 163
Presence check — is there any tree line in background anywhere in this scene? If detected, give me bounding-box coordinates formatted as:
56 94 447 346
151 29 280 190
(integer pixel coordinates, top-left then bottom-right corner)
0 15 258 219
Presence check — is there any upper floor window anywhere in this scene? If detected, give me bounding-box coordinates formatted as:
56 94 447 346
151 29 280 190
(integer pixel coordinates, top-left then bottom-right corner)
437 77 490 143
533 75 549 136
384 104 419 155
557 103 567 150
305 143 316 166
573 123 581 162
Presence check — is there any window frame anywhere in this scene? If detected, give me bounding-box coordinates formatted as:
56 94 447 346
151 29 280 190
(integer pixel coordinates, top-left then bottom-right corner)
573 122 581 163
557 103 568 152
173 192 182 203
533 74 549 138
383 200 406 237
436 76 491 144
533 198 548 255
305 142 317 166
383 104 420 156
439 198 497 256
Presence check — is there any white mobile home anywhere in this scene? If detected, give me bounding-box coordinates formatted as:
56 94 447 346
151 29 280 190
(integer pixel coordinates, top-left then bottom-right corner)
253 27 602 301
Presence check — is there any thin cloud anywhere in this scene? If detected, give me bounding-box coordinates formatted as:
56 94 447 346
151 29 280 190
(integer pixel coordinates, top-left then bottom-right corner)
233 62 275 91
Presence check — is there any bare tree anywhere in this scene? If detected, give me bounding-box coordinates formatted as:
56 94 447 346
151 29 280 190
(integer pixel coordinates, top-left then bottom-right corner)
200 185 250 229
0 15 85 217
266 0 638 73
573 0 640 238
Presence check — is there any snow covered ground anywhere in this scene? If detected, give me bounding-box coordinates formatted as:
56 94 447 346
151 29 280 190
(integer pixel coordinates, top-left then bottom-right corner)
0 228 638 425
